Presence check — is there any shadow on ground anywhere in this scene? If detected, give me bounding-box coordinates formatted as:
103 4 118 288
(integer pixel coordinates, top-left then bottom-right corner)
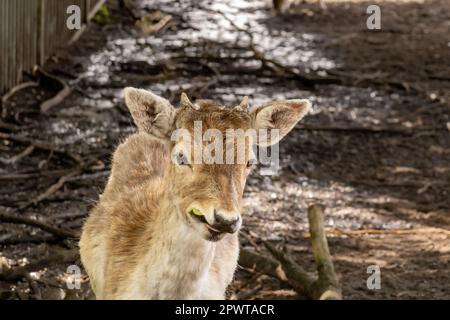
0 0 449 299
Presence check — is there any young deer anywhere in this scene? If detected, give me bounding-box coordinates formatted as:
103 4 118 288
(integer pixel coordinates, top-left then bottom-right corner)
79 88 311 299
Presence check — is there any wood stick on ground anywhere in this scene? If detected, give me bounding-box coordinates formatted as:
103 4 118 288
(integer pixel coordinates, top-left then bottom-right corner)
0 119 19 130
0 235 57 246
0 132 83 164
1 81 39 105
1 81 39 118
263 241 316 298
234 272 263 293
0 145 34 165
0 248 79 281
19 168 83 209
0 211 79 239
308 204 342 300
236 284 263 300
239 205 343 299
321 227 450 237
297 124 444 134
34 67 72 113
0 168 74 181
17 155 107 209
239 248 288 281
239 246 318 299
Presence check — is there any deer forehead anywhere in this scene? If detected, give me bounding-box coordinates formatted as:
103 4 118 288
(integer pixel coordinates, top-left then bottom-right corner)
174 100 252 131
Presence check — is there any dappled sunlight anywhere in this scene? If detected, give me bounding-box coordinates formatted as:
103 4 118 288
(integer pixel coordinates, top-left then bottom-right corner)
0 0 449 300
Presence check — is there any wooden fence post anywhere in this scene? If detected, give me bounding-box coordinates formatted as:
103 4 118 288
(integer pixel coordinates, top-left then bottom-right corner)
38 0 46 66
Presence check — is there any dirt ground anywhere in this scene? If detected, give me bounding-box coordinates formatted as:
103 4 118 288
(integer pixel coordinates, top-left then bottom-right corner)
0 0 449 300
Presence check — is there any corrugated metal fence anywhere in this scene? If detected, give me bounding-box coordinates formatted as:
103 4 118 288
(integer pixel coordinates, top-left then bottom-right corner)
0 0 105 94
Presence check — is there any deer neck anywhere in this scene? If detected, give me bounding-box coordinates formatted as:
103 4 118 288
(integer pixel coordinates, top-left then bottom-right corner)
140 180 217 299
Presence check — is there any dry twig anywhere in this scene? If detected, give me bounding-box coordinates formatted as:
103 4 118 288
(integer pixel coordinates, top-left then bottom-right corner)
239 205 342 300
34 67 72 113
19 168 83 209
318 227 450 237
0 145 35 165
307 205 342 300
0 132 82 164
0 248 79 281
1 81 39 118
0 211 79 239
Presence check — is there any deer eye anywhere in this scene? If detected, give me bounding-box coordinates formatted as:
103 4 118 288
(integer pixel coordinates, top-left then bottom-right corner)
176 152 191 166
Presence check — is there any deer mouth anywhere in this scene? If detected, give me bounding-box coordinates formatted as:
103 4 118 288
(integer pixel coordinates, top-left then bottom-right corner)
190 211 208 224
189 210 225 239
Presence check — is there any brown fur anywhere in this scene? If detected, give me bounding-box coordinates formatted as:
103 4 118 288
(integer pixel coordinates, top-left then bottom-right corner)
79 88 311 299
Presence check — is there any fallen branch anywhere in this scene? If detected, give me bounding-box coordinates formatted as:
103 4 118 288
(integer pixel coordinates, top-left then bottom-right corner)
325 69 422 93
239 248 288 281
0 235 57 246
236 284 263 300
307 205 342 300
263 241 316 298
0 132 82 164
40 85 72 113
34 67 72 113
234 271 263 293
17 155 106 209
239 246 318 299
0 211 79 239
297 124 444 134
1 81 39 105
0 248 79 281
239 204 342 300
1 81 39 118
343 179 449 189
0 120 19 131
0 145 34 165
316 227 450 238
0 168 73 181
19 168 83 209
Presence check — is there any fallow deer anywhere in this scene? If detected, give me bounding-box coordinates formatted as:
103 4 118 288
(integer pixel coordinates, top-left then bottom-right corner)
79 88 311 299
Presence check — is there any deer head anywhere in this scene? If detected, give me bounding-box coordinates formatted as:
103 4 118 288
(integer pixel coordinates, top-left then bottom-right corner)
124 87 311 241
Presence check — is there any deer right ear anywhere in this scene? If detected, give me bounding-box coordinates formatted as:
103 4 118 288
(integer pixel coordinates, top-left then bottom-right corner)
124 87 176 139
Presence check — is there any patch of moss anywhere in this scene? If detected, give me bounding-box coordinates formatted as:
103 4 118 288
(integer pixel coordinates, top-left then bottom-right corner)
93 4 112 25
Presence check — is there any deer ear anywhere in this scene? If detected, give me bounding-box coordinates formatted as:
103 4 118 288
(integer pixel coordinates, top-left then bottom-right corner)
124 87 176 139
250 99 311 146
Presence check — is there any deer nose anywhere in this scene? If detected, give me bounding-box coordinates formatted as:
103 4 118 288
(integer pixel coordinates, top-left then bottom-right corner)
212 210 241 234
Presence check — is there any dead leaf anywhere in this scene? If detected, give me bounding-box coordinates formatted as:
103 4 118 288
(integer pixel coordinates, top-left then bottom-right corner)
391 166 421 174
135 11 172 34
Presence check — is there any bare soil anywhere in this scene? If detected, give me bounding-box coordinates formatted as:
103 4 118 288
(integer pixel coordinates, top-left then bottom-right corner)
0 0 449 300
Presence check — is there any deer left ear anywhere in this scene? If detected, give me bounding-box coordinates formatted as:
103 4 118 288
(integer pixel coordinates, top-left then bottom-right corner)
250 99 311 146
124 87 176 139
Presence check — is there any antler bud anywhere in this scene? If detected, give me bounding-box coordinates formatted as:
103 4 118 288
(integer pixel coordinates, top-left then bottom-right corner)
180 92 199 110
235 96 249 112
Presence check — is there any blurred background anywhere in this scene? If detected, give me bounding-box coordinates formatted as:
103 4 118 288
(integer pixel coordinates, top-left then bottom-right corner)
0 0 449 299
